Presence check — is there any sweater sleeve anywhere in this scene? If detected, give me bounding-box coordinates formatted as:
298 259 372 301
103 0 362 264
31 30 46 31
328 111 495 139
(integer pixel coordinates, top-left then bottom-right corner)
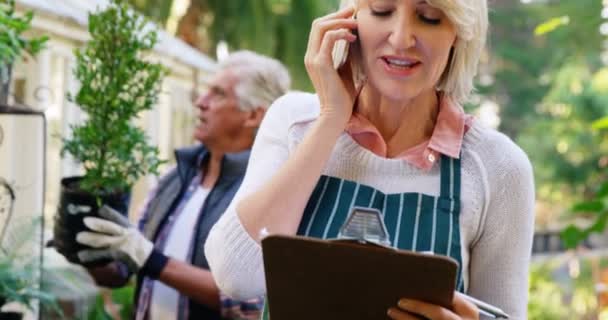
466 130 535 320
204 92 316 300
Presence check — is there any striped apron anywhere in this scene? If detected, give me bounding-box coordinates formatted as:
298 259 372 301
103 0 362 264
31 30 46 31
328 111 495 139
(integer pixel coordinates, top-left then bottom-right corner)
261 155 464 319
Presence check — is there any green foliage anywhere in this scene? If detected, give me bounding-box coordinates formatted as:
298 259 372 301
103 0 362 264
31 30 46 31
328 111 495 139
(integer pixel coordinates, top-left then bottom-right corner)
528 260 598 319
86 295 113 320
528 263 569 319
127 0 338 90
0 218 62 317
561 148 608 248
505 1 608 246
486 0 607 237
0 0 48 81
200 0 338 89
488 0 603 139
61 0 166 194
85 285 134 320
128 0 173 26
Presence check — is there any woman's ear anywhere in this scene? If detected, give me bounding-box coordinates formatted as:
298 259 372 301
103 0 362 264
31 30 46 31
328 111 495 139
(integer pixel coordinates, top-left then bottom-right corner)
244 107 266 129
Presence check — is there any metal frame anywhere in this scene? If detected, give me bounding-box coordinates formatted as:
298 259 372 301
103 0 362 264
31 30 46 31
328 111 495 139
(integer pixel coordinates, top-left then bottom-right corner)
0 177 16 253
337 206 392 246
0 104 46 319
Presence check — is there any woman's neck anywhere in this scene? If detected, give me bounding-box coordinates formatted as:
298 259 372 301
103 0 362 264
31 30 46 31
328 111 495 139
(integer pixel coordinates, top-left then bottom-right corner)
357 85 439 157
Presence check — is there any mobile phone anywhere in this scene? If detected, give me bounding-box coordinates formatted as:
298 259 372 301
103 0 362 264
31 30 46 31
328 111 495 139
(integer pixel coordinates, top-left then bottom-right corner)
332 10 357 70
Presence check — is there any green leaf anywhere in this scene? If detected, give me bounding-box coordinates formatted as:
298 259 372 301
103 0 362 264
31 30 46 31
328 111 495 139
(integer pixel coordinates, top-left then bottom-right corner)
589 213 608 233
571 200 604 212
591 116 608 130
0 2 47 65
597 181 608 198
534 16 570 36
560 225 586 249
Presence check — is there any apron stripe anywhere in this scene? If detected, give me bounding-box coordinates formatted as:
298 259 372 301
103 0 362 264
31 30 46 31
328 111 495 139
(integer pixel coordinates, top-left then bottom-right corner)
447 199 453 257
447 158 454 258
398 194 418 250
368 189 377 207
262 298 269 319
411 194 422 251
322 180 345 238
450 158 455 200
328 181 359 238
349 183 361 212
393 193 404 249
431 197 438 252
384 194 400 246
354 185 374 207
304 176 330 236
382 194 388 217
416 195 434 252
441 156 451 198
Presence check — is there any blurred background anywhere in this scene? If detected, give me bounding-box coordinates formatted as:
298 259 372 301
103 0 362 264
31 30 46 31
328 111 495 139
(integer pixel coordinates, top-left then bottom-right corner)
2 0 608 318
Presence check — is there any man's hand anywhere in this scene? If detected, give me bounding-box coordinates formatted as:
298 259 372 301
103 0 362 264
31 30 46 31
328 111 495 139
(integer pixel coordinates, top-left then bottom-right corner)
76 205 154 274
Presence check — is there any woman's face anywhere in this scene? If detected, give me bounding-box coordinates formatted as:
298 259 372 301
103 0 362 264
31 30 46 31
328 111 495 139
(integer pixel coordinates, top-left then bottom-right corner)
355 0 457 102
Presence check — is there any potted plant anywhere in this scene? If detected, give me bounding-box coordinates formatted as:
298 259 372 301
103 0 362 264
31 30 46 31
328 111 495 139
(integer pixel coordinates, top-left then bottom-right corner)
0 218 62 320
53 0 165 264
0 0 48 105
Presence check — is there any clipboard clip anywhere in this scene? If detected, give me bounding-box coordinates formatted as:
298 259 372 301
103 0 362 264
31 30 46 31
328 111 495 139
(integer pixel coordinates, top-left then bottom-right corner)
336 207 392 248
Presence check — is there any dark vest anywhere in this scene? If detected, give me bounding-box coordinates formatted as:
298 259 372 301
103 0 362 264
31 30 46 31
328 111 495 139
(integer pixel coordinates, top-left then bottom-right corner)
136 144 250 320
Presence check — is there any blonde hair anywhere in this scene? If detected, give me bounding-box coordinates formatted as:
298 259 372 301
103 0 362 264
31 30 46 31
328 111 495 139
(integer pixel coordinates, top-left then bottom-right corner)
332 0 488 104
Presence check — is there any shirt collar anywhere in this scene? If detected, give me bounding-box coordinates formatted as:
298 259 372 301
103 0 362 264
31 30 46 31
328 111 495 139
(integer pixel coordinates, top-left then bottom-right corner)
345 94 471 170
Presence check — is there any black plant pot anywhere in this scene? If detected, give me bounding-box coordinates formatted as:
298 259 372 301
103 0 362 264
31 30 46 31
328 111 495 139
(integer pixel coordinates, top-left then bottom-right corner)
0 311 23 320
53 176 130 266
0 297 22 320
0 64 12 106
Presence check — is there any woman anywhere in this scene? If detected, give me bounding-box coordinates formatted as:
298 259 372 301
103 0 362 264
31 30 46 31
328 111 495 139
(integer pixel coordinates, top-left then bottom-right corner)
205 0 535 319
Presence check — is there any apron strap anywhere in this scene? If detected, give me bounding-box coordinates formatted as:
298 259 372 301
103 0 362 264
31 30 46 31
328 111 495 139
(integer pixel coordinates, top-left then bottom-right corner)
439 155 461 211
439 154 465 291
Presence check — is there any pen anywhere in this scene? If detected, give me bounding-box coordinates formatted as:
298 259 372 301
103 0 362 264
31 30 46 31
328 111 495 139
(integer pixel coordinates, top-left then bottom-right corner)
478 308 497 319
461 294 510 319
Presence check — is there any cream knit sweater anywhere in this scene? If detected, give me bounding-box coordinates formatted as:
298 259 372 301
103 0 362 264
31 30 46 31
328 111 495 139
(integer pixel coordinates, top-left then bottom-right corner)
205 92 535 319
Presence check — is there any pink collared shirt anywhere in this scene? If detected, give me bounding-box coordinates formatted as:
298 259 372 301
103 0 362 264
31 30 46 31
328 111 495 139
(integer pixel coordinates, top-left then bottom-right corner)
345 95 473 171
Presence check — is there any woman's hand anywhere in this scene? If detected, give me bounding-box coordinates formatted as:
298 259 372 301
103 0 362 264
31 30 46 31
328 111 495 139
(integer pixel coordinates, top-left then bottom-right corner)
387 292 479 320
305 6 359 129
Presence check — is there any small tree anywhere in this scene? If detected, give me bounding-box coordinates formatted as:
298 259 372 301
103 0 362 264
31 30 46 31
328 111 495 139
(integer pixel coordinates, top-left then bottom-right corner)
61 0 166 194
0 0 48 103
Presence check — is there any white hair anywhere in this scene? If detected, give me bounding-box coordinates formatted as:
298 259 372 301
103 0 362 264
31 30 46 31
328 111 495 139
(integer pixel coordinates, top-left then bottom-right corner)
333 0 488 104
219 51 291 112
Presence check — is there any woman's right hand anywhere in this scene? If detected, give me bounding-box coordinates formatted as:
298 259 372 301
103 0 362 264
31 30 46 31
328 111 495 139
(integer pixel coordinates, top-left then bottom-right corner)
305 6 359 129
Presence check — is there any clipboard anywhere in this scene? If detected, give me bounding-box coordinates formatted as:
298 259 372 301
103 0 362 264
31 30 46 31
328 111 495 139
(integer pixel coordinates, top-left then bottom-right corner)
262 234 458 320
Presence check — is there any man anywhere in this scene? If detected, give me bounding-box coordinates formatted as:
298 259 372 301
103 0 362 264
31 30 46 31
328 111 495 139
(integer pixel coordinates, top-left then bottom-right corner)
54 50 290 319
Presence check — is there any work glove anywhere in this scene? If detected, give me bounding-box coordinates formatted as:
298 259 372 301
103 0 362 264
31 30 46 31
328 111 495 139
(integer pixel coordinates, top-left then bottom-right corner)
76 205 168 278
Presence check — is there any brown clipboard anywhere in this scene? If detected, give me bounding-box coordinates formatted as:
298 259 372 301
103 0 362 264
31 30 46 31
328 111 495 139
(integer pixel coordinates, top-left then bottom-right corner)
261 234 458 320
